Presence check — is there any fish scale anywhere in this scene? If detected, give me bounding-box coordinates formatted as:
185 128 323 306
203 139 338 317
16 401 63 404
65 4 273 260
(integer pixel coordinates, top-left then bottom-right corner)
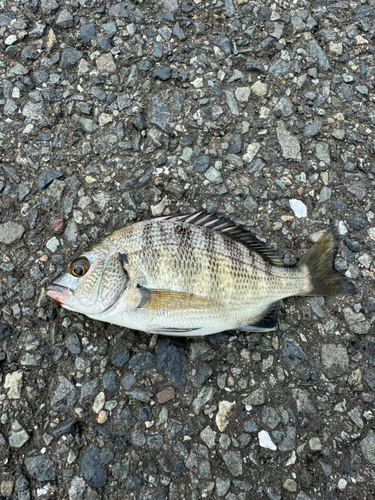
46 211 356 336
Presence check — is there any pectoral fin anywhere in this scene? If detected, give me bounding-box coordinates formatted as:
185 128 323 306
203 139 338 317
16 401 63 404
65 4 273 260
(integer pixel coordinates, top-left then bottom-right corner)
137 286 215 311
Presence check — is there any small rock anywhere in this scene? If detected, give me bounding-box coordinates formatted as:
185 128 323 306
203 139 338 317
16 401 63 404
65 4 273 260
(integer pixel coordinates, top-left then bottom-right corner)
251 81 267 97
154 67 171 81
24 455 56 482
309 437 322 451
50 219 64 234
283 479 297 492
111 349 130 367
242 389 265 406
258 430 277 450
193 387 214 414
60 48 82 69
216 401 236 432
221 450 243 477
9 420 29 448
157 387 175 404
262 407 281 430
315 143 330 164
0 222 25 244
215 477 230 496
38 170 63 190
68 477 86 500
96 53 116 73
56 9 74 29
150 96 170 133
304 120 321 137
343 308 370 335
156 339 187 387
201 426 216 449
80 24 97 43
130 352 155 375
289 200 307 218
224 90 239 116
321 344 349 378
193 155 210 174
277 122 301 161
81 445 106 488
235 87 250 102
4 370 23 399
360 430 375 465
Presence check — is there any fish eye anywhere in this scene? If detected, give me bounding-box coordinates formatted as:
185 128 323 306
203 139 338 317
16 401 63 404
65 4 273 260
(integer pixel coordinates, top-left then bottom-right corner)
70 257 90 277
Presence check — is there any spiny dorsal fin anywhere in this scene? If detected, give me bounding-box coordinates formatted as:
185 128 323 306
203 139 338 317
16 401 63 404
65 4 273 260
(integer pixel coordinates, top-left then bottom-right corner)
153 211 283 266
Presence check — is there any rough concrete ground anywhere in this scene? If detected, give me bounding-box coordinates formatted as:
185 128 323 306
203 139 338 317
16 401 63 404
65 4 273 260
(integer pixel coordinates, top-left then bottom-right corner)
1 0 375 499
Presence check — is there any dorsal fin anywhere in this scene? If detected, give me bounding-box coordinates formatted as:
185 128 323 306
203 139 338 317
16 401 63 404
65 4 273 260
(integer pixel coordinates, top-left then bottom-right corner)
153 211 284 266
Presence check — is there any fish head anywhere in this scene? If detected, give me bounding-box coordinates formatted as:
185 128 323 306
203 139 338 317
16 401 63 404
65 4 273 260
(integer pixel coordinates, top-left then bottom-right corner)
46 238 129 316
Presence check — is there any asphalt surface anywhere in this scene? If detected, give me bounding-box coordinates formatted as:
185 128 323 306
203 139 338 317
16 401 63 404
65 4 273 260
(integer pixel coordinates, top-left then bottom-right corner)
1 0 375 499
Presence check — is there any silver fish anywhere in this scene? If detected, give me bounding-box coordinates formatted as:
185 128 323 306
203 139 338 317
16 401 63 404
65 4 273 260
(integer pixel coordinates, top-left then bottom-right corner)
46 211 356 336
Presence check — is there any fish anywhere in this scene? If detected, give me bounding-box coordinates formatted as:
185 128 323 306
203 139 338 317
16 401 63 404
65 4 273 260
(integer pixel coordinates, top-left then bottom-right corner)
46 211 356 337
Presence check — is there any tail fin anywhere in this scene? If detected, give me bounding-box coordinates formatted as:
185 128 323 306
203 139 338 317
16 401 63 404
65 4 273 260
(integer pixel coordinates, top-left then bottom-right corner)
298 231 356 297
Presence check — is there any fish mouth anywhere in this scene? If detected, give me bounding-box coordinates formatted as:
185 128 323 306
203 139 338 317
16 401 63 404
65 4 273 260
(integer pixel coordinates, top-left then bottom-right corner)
46 283 71 305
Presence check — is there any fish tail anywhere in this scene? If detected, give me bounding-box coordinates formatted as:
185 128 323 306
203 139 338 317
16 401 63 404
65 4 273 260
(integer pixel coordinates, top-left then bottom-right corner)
298 231 356 297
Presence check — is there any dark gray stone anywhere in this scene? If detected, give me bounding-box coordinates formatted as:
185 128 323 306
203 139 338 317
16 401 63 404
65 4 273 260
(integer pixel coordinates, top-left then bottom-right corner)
81 445 106 488
154 67 171 81
221 450 243 477
60 48 82 69
129 352 155 375
213 35 231 55
24 455 56 482
80 24 97 43
193 363 213 387
155 339 187 387
127 475 142 490
111 349 130 367
0 324 13 340
103 372 117 394
53 419 77 437
193 155 210 174
65 333 81 355
231 134 244 154
37 170 63 190
173 22 185 40
304 120 322 137
150 97 170 132
56 9 74 29
283 340 307 370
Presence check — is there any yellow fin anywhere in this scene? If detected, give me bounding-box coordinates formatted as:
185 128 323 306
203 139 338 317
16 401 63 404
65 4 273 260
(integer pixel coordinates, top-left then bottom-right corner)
139 287 215 310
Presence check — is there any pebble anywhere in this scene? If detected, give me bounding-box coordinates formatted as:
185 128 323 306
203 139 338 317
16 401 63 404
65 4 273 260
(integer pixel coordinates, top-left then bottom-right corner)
321 344 349 378
111 349 130 367
156 339 187 387
24 455 56 482
289 200 307 218
258 430 277 451
157 387 175 404
235 87 250 102
283 479 297 493
309 437 322 451
0 222 25 244
9 420 29 448
221 450 243 477
81 445 106 488
251 81 267 97
216 401 235 432
129 352 155 375
4 368 22 399
277 122 301 161
360 430 375 465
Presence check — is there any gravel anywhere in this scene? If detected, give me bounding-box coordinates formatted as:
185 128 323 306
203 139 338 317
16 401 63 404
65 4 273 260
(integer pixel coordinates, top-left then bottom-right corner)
1 0 374 498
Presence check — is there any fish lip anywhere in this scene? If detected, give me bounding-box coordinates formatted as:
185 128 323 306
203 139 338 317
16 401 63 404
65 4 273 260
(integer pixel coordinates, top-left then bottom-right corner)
46 283 72 305
46 283 70 294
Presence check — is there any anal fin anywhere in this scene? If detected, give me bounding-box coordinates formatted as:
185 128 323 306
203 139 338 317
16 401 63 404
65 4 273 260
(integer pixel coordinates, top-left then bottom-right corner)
239 301 280 333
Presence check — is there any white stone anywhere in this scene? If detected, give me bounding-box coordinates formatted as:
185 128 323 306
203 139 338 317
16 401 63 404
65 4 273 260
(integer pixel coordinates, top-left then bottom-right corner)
151 196 169 216
251 81 268 97
215 401 235 432
242 142 260 163
338 478 347 490
92 391 105 414
191 77 203 88
289 199 307 218
309 437 322 451
338 221 347 235
258 430 277 450
4 370 23 399
367 228 375 241
46 236 59 252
